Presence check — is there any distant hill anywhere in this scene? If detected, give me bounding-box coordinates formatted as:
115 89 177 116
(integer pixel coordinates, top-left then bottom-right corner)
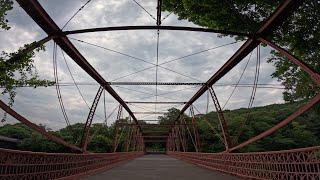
0 101 319 153
195 101 320 152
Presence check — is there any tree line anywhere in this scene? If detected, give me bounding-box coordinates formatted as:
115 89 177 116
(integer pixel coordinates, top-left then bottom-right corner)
0 101 318 153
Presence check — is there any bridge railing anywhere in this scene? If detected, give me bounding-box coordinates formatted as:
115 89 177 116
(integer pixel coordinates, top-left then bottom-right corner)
168 146 320 179
0 148 144 179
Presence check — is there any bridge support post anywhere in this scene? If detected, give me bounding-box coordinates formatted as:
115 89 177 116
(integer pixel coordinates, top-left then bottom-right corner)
202 115 226 148
131 126 137 151
125 125 133 152
112 105 123 152
174 126 181 151
177 124 186 152
80 86 104 152
208 87 232 151
179 117 188 151
136 129 143 151
167 133 173 151
190 106 201 152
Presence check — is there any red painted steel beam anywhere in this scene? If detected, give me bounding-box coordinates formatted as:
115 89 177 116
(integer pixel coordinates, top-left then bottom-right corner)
156 0 162 26
0 100 82 152
118 124 192 127
16 0 142 131
109 82 205 86
176 0 303 121
0 149 144 179
142 132 169 135
138 120 159 122
63 26 252 37
80 86 104 152
208 87 232 151
144 140 167 142
133 112 166 114
228 93 320 152
143 136 168 138
126 101 186 104
258 38 320 85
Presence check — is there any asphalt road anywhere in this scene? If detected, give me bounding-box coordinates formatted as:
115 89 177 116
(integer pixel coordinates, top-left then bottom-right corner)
83 154 239 180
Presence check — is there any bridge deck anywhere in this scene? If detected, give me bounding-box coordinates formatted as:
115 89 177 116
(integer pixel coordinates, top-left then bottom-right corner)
84 154 238 180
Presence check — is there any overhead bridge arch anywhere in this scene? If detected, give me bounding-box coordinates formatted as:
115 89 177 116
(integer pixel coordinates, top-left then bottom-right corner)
63 25 252 37
0 0 319 179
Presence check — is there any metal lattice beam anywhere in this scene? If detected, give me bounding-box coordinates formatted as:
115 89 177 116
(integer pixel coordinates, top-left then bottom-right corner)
156 0 162 26
80 86 104 152
109 82 205 86
64 26 252 37
16 0 142 131
133 112 166 114
175 0 304 124
0 100 82 152
208 87 232 151
126 101 186 104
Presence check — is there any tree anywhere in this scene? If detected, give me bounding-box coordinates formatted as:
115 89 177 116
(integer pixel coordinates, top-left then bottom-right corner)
0 102 319 153
0 0 54 111
162 0 320 102
0 0 13 30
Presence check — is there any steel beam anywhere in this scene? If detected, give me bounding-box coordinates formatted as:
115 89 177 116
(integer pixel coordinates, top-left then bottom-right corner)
109 82 204 86
143 136 168 138
16 0 142 131
189 107 201 152
156 0 162 26
258 38 320 85
133 112 166 114
138 120 159 122
176 0 303 122
144 140 167 143
142 132 169 136
113 105 123 152
80 86 103 152
208 87 232 151
64 26 251 37
229 93 320 152
0 100 82 152
126 101 186 104
118 124 192 127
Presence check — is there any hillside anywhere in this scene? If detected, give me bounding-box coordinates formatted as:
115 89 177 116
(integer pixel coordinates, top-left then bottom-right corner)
0 101 319 153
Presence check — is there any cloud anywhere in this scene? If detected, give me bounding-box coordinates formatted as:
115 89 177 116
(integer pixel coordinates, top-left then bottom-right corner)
0 0 284 130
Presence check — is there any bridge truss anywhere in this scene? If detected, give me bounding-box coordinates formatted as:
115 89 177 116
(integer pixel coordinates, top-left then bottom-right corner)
0 0 319 179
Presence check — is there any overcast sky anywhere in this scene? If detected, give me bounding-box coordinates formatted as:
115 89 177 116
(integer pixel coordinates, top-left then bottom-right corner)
0 0 285 130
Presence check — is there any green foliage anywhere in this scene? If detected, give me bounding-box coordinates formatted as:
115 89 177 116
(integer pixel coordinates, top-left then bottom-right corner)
159 102 319 153
0 0 54 107
0 44 54 105
0 102 319 153
0 123 32 139
162 0 320 101
0 0 13 30
87 124 113 153
19 132 64 153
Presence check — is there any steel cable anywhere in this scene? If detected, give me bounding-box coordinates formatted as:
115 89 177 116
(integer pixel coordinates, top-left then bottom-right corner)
235 45 261 142
132 0 157 21
53 43 71 127
62 0 94 30
222 51 253 109
60 48 105 122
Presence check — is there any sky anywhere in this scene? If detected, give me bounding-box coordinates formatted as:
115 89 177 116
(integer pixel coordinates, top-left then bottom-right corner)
0 0 285 130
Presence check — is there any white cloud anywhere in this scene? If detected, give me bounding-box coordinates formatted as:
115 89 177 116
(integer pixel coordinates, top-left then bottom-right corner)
0 0 284 130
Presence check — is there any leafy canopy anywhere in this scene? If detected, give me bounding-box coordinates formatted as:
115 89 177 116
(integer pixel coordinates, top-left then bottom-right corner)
162 0 320 102
0 0 54 108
